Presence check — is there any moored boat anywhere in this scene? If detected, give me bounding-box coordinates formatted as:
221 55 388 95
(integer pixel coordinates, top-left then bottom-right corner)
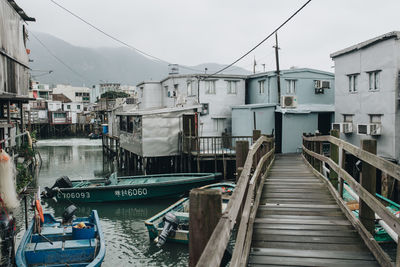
144 182 235 246
16 206 106 267
42 173 221 203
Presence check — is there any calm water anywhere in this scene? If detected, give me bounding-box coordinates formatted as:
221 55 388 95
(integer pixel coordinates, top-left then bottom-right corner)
15 138 188 267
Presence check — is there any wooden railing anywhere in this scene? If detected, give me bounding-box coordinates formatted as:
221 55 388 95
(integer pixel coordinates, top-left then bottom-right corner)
302 133 400 267
195 135 275 267
182 135 253 156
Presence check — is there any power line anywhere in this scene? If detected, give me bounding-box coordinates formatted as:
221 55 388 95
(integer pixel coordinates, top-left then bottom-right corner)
207 0 312 78
49 0 202 73
30 32 89 83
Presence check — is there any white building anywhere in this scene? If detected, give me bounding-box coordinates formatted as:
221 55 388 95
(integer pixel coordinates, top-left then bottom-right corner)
331 31 400 162
53 84 91 103
63 102 84 124
136 74 246 136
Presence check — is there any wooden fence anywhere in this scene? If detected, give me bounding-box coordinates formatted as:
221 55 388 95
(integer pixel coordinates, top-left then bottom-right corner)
195 135 275 267
302 133 400 267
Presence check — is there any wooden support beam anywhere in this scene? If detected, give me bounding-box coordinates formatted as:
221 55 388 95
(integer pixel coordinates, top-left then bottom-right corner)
236 141 249 179
359 139 377 235
189 188 222 267
252 130 261 142
330 130 339 188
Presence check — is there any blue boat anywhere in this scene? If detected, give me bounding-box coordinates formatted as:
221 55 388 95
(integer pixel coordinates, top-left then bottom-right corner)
16 208 105 267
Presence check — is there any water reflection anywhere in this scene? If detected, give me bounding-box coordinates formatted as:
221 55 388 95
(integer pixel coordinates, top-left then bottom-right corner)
16 138 189 266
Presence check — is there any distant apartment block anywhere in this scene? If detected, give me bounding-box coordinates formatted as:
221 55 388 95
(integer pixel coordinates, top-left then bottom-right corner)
53 84 91 103
331 31 400 162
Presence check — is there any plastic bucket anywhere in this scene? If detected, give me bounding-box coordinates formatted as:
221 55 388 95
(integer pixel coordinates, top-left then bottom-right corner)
72 223 95 239
101 124 108 134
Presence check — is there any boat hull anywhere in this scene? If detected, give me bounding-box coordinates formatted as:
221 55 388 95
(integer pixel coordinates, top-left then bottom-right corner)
144 182 235 245
16 210 105 267
53 174 218 203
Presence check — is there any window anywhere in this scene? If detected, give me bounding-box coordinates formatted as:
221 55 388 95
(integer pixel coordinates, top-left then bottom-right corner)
348 74 359 92
213 118 225 132
66 105 71 110
77 105 81 110
164 86 169 96
369 114 382 124
227 81 237 94
286 80 296 94
259 80 265 94
187 82 193 96
343 114 353 123
368 71 380 91
127 116 134 132
205 80 216 94
174 84 179 91
120 116 127 131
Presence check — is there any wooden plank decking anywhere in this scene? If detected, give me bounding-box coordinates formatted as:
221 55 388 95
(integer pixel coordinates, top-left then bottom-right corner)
248 154 379 267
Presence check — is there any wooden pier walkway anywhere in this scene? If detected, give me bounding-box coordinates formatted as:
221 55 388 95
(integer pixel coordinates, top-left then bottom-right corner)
248 154 379 266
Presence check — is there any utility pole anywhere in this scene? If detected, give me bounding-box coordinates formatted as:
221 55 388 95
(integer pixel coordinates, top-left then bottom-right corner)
253 56 257 74
274 32 281 105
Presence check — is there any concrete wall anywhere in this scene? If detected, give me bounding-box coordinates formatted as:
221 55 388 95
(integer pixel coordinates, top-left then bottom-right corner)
333 37 400 161
282 112 318 153
247 69 335 106
232 105 275 136
158 75 246 136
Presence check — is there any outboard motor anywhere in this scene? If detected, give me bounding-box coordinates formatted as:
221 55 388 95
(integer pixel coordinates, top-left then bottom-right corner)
42 176 73 198
62 205 77 225
156 212 179 247
0 210 15 266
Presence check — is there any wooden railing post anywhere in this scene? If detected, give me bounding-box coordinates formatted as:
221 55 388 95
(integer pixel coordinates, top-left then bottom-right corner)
359 139 377 235
339 147 346 198
189 188 222 267
236 141 249 181
252 130 261 142
314 133 322 172
330 130 339 188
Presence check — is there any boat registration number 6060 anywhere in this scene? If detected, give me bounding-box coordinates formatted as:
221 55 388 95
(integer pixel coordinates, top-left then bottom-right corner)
114 188 148 197
57 192 91 199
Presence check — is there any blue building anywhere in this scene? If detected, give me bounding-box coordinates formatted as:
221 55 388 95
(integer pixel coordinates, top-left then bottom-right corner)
232 68 335 153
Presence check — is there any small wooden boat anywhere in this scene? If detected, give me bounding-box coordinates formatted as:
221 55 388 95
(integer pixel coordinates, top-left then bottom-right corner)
16 208 106 267
42 173 221 203
144 182 235 246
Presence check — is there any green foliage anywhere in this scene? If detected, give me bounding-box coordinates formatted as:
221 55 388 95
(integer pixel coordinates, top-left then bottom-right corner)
16 163 33 191
100 91 129 100
17 143 35 160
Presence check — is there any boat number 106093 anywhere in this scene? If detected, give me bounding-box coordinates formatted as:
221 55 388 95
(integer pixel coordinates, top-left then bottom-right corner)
57 192 91 199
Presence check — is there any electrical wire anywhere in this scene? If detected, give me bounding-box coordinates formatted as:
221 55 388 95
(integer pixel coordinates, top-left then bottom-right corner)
49 0 202 73
30 32 89 83
207 0 312 78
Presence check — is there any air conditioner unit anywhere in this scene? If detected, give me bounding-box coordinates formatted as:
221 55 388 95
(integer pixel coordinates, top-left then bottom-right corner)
357 123 382 135
332 122 353 134
167 91 177 98
315 80 331 89
281 95 297 108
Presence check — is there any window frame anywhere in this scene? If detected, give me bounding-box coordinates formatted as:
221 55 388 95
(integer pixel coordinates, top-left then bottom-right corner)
205 80 216 94
227 80 238 95
285 79 297 95
367 70 381 91
347 74 359 93
258 80 265 94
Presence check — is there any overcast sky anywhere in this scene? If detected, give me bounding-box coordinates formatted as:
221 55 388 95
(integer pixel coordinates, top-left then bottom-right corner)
19 0 400 73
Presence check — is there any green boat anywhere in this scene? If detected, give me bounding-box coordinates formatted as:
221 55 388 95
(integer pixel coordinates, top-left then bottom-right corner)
42 173 221 203
144 182 235 246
